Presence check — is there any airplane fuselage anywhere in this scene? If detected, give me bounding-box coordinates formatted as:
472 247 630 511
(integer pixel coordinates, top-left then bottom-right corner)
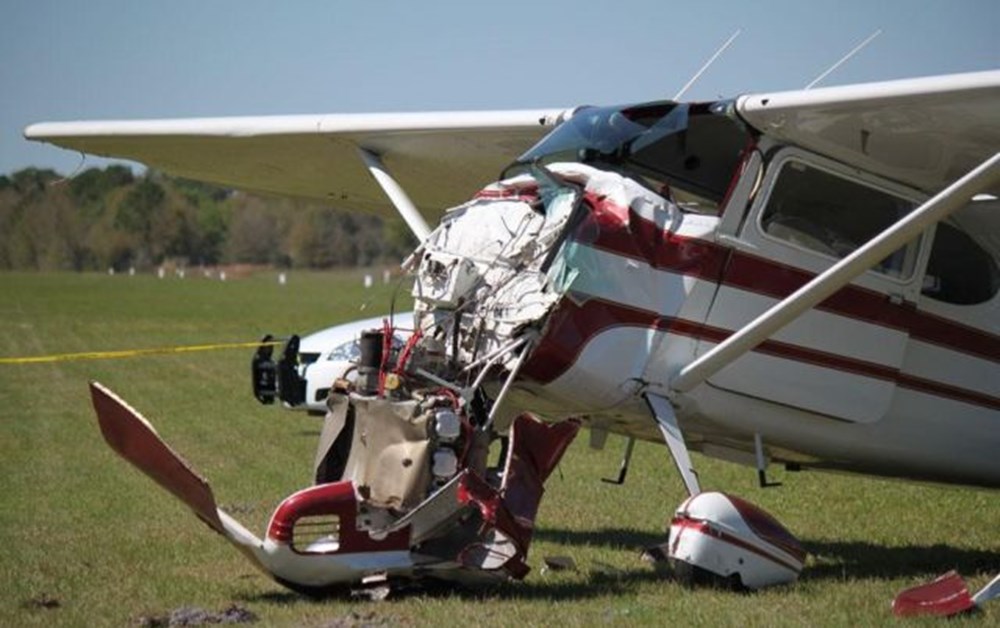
413 108 999 489
515 161 1000 487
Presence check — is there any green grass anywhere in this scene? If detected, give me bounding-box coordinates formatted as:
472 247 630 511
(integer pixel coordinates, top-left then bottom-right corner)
1 271 997 627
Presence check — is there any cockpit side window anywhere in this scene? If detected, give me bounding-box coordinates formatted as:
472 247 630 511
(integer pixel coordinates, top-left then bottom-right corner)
760 159 918 278
922 221 999 305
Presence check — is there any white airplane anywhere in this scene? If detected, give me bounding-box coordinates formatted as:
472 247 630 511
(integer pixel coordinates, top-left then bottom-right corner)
26 69 1000 611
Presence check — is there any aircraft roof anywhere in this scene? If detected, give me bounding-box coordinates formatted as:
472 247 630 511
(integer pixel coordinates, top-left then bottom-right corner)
736 70 1000 196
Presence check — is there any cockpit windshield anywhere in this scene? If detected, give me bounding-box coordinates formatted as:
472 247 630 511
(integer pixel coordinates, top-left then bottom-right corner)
509 100 753 214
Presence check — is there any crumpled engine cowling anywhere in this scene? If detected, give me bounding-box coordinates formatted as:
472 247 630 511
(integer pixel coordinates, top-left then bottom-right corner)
407 163 677 408
410 172 569 372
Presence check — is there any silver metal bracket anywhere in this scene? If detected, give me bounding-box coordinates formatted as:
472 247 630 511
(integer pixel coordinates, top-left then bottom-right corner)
755 432 782 488
601 437 635 485
645 393 701 496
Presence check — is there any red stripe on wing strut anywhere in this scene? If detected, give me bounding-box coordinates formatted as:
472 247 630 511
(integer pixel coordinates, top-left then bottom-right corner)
522 295 1000 412
578 198 1000 365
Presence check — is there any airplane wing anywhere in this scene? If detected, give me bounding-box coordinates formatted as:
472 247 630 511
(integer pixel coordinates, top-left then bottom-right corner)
24 108 571 226
737 70 1000 196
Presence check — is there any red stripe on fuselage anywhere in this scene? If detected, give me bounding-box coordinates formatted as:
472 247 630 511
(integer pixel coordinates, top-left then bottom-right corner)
524 295 1000 411
578 200 1000 364
582 195 730 282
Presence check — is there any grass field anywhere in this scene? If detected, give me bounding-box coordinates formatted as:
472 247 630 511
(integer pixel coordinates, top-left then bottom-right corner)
1 271 997 627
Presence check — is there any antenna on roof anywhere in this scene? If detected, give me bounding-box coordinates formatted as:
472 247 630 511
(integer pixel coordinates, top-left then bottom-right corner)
805 29 882 90
673 29 742 101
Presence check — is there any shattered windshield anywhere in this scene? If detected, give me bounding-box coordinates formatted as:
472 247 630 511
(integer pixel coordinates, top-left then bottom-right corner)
513 101 752 213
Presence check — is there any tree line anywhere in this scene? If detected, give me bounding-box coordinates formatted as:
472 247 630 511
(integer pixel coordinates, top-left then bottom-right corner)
0 166 417 271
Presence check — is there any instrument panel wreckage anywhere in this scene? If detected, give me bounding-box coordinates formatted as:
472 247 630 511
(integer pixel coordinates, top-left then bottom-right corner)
28 69 1000 613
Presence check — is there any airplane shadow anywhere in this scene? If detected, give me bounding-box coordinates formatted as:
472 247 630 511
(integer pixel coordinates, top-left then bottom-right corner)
801 539 1000 581
233 527 1000 604
538 526 1000 582
235 570 671 604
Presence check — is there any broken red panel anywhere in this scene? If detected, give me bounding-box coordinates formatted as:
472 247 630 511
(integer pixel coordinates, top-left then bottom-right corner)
456 414 580 577
502 415 580 534
892 570 976 617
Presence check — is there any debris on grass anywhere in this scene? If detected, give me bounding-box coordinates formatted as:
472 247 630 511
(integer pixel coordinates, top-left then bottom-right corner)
541 555 577 573
350 572 392 601
135 603 258 627
350 584 392 602
320 610 401 628
21 593 61 610
639 542 670 564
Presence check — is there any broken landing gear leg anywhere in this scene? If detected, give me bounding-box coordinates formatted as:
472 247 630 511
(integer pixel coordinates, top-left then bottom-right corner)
645 393 700 496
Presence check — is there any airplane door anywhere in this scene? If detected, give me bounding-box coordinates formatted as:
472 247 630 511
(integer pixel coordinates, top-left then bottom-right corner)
701 148 923 423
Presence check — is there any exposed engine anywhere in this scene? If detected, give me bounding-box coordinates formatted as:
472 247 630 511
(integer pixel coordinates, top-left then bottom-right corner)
294 164 603 587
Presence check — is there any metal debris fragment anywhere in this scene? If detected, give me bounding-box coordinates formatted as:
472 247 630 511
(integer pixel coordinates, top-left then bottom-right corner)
541 555 577 573
640 542 671 564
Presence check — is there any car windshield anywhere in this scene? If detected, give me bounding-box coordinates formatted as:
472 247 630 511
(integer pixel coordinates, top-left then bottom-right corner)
512 101 752 214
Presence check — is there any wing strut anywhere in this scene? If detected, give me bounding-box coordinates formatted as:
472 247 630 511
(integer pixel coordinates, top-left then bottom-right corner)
671 151 1000 394
358 148 432 241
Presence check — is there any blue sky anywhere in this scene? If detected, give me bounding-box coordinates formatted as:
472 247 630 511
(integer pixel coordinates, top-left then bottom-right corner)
2 0 997 175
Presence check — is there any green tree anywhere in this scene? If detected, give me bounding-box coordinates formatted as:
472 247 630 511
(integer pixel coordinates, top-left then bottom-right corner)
115 178 164 235
224 197 283 264
69 165 134 206
11 168 60 195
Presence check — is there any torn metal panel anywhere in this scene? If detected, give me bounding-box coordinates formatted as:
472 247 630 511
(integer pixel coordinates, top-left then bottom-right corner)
338 396 431 510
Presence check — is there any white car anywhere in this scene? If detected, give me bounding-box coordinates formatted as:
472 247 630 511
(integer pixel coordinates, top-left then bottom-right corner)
252 312 414 415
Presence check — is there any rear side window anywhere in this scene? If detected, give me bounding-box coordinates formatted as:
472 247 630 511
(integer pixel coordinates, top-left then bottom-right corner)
922 222 999 305
760 160 917 278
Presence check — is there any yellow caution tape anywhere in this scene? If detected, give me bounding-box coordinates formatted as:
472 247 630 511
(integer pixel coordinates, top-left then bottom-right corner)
0 339 283 365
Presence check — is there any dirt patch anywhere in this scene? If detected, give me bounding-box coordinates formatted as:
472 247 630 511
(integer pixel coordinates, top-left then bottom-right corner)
320 610 406 628
135 603 257 626
21 593 61 610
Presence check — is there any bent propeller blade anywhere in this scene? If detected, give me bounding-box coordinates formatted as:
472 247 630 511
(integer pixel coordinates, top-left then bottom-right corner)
89 381 226 534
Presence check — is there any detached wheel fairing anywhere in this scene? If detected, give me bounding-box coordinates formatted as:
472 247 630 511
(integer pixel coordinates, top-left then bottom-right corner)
667 492 805 590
